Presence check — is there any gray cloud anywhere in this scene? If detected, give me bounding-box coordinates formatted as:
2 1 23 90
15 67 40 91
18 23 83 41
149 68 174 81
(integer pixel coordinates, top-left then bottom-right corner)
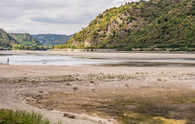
0 0 137 34
31 13 94 25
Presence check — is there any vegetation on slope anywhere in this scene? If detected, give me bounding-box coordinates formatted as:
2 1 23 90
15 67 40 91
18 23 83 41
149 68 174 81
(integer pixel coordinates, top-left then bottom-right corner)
66 0 195 51
10 33 39 46
0 29 18 50
0 109 51 124
10 33 47 50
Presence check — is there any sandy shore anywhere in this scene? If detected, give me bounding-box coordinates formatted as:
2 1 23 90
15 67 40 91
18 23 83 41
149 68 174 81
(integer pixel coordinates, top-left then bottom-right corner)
1 51 195 124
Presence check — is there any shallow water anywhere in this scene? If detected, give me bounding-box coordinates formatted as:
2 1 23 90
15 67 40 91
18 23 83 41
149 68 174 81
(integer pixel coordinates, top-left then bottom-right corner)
1 54 195 67
0 54 120 66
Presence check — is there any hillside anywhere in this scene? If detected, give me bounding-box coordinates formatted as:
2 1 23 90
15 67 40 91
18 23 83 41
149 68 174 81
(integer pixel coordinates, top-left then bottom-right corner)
10 33 40 46
32 34 72 46
10 33 48 50
0 29 18 50
66 0 195 51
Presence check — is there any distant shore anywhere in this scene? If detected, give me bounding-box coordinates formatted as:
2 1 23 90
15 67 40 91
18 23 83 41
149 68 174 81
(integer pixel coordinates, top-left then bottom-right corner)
1 50 195 60
1 49 195 55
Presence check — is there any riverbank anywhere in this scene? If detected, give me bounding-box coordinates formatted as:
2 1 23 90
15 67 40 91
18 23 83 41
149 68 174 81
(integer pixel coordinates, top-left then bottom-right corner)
1 50 195 57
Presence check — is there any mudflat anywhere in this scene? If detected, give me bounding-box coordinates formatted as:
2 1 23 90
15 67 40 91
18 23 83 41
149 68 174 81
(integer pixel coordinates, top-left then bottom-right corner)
1 51 195 124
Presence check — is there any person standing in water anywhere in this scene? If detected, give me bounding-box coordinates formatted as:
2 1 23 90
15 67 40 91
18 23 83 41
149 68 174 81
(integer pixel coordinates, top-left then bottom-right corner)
6 58 9 65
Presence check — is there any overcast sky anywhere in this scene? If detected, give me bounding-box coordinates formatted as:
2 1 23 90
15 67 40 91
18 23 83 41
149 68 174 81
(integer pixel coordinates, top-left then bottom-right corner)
0 0 137 35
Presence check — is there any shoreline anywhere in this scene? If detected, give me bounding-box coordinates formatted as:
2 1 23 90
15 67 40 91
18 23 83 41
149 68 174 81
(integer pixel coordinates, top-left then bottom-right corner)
1 50 195 60
1 50 195 55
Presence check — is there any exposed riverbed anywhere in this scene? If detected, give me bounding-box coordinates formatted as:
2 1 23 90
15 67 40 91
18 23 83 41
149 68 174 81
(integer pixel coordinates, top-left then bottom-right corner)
1 51 195 124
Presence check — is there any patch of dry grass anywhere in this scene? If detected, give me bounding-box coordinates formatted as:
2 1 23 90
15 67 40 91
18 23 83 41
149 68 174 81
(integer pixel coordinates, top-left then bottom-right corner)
0 72 145 84
105 92 195 124
76 90 195 124
86 72 146 81
29 89 195 124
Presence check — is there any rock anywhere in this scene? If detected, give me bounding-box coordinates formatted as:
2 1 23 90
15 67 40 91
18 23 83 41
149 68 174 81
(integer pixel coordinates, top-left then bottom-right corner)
91 89 96 92
90 80 95 84
39 90 44 94
47 107 54 111
73 86 79 91
125 84 129 88
66 83 72 86
63 113 76 119
98 120 103 124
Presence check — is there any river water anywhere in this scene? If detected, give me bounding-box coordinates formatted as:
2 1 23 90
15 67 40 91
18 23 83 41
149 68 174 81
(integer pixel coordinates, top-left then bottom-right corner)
1 54 195 67
0 54 121 66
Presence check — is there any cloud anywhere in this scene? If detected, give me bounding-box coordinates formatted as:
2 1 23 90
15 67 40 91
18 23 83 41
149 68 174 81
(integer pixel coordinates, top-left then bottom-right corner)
31 15 92 24
0 0 137 34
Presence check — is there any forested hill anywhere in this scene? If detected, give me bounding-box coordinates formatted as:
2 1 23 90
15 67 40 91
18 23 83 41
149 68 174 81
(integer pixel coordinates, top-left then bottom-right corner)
66 0 195 51
0 30 71 50
32 34 72 46
10 33 40 46
0 29 18 50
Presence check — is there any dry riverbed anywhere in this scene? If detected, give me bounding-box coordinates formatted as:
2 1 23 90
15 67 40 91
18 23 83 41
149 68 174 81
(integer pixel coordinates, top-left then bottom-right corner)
1 51 195 124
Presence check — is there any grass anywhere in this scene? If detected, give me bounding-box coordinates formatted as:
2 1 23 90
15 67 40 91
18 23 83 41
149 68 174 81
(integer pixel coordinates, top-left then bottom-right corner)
0 109 54 124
